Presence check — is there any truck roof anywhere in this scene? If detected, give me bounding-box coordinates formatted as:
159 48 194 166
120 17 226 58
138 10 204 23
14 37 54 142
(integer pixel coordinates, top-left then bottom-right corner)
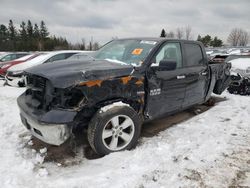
114 37 202 44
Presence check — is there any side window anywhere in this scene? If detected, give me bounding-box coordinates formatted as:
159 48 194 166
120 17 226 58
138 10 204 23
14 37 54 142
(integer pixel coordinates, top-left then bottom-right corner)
65 53 76 59
184 43 203 67
1 54 13 61
16 54 26 58
44 54 66 63
11 54 17 60
152 42 182 68
51 54 66 61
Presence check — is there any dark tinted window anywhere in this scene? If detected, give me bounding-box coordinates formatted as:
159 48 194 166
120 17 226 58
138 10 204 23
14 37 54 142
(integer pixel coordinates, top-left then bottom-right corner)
65 53 76 59
16 53 28 58
184 43 203 66
44 53 77 63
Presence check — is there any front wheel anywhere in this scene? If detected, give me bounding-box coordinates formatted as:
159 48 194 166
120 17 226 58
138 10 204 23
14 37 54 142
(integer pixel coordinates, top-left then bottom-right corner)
87 105 141 156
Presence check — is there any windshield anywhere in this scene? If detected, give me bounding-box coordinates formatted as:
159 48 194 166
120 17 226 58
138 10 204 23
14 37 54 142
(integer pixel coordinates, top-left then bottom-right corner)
93 39 157 66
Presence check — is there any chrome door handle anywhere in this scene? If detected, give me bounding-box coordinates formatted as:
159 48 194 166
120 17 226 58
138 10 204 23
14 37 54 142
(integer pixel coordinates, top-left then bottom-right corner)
200 72 208 76
177 75 186 79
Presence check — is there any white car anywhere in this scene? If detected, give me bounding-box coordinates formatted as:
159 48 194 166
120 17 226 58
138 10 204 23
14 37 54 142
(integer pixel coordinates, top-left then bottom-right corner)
229 58 250 77
5 50 87 87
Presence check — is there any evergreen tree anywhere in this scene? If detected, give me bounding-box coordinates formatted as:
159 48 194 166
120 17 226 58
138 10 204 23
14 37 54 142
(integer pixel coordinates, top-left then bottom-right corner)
19 21 27 38
160 29 166 37
8 20 17 40
0 24 8 50
0 24 8 41
8 20 17 50
0 19 71 51
210 37 223 47
27 20 33 38
197 34 223 47
197 34 211 47
40 20 49 39
33 23 40 38
18 21 28 51
33 23 42 50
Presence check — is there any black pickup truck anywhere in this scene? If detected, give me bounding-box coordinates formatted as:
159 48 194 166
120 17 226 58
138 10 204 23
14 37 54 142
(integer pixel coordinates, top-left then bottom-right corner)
17 38 231 155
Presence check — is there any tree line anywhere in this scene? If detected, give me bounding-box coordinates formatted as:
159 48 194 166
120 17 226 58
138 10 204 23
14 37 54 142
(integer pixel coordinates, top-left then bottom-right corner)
160 27 249 47
1 19 248 51
0 20 100 51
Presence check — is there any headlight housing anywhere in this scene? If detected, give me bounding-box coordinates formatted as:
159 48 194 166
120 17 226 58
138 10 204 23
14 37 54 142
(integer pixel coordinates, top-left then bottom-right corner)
52 88 87 110
11 70 24 76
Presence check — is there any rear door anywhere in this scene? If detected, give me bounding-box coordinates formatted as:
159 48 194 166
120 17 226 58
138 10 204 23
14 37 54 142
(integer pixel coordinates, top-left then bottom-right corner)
182 42 210 107
145 42 186 119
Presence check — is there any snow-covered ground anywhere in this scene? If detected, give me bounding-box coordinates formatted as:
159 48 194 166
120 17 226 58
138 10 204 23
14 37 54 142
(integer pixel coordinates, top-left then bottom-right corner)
0 81 250 188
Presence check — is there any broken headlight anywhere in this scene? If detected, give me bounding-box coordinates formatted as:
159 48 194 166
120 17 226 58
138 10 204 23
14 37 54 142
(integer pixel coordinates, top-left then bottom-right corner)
53 88 87 110
65 88 87 108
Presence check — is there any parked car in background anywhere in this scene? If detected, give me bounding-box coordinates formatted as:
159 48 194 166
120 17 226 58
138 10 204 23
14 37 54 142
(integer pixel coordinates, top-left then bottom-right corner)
5 50 85 87
227 58 250 95
0 53 43 78
0 52 30 63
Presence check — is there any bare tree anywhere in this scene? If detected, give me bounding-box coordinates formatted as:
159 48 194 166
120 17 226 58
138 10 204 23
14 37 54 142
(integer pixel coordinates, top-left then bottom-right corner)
176 27 184 39
185 25 192 40
227 28 249 46
93 42 100 50
239 30 249 46
227 28 241 46
81 38 86 50
166 31 175 38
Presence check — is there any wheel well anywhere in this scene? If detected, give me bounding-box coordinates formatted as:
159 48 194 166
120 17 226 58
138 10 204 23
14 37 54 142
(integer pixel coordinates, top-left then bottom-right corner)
74 98 142 128
97 98 142 113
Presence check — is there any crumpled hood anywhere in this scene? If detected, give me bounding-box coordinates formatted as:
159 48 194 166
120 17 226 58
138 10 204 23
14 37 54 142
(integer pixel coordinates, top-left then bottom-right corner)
25 59 134 88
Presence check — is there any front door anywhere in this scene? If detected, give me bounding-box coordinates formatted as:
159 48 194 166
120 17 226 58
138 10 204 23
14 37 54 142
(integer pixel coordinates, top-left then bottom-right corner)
145 42 186 119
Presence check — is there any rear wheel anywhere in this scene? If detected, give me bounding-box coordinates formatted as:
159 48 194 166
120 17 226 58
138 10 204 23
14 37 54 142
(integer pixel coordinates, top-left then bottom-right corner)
87 105 141 155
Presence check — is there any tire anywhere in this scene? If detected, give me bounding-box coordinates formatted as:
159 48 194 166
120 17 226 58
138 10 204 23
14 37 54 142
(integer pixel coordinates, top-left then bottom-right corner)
87 105 142 156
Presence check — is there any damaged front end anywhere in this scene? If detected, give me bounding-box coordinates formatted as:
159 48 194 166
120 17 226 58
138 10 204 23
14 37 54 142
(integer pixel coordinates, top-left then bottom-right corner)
17 74 80 146
17 66 145 146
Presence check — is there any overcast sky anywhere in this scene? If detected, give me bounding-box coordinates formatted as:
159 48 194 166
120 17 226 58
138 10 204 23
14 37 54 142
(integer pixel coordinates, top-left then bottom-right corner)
0 0 249 44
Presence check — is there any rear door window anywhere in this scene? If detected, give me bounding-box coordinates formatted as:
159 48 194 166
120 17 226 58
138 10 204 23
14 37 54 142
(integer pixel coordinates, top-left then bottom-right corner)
44 54 66 63
184 43 203 67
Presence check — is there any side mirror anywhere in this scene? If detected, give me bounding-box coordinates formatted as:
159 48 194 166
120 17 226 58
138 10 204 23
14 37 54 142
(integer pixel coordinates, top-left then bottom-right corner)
159 60 176 71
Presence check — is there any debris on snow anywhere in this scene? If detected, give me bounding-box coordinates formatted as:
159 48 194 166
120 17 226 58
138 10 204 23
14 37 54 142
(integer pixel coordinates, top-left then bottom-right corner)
28 140 33 146
37 168 49 177
39 148 47 154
